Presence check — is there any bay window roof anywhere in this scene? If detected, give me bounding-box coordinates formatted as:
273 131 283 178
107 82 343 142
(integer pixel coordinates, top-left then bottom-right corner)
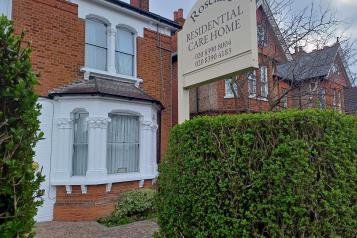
49 78 162 108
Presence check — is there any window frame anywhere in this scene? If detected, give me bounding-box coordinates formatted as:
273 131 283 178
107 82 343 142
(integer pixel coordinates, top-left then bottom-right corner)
106 113 141 175
115 26 136 77
260 66 269 98
225 78 238 98
257 24 268 47
281 89 288 108
71 110 89 177
248 71 257 97
85 17 109 71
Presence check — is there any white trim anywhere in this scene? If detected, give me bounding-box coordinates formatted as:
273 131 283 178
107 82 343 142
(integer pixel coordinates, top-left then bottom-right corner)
115 25 138 78
249 95 268 102
81 67 143 84
106 183 112 192
80 185 88 194
51 174 158 186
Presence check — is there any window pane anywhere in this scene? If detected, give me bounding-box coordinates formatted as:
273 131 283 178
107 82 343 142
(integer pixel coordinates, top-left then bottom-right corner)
260 66 268 98
0 0 10 18
85 19 107 48
107 114 140 174
73 112 89 176
85 44 107 71
116 28 134 55
248 71 256 96
225 79 238 97
116 52 134 76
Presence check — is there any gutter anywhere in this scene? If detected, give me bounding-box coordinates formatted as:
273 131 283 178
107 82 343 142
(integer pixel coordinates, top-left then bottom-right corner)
48 92 164 110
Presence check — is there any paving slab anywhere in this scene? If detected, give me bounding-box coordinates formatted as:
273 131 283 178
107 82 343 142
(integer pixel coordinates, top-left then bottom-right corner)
35 220 159 238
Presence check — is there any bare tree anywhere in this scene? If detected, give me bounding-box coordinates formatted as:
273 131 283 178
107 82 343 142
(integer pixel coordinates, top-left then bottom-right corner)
227 0 357 113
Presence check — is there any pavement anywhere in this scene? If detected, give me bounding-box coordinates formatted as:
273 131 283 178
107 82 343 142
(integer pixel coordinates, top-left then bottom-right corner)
35 220 159 238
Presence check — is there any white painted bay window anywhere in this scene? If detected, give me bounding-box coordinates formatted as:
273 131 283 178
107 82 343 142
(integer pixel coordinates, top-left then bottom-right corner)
72 111 89 176
0 0 12 19
116 28 135 76
260 66 268 98
107 114 140 174
85 18 108 71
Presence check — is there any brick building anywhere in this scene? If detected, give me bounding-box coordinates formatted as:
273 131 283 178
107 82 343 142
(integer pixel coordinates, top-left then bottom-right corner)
1 0 353 223
189 0 352 116
2 0 181 221
344 87 357 114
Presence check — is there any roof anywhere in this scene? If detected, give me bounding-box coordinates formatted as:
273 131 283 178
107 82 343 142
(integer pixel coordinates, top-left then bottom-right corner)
275 45 340 82
344 87 357 113
104 0 181 29
49 78 162 108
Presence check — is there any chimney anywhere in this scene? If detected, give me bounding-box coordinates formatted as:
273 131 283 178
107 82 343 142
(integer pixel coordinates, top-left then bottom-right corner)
294 46 299 54
130 0 149 11
299 46 304 53
174 8 185 27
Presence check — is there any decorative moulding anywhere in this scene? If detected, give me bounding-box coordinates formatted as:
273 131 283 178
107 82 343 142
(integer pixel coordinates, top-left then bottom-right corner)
65 185 72 194
106 183 113 193
81 185 87 194
87 117 111 129
57 118 73 129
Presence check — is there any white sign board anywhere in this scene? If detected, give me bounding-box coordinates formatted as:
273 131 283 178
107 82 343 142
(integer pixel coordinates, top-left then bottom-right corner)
178 0 258 122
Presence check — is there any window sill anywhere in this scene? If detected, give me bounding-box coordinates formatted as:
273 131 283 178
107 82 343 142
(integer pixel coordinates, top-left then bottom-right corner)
249 95 268 102
224 95 236 99
51 172 158 186
81 67 143 85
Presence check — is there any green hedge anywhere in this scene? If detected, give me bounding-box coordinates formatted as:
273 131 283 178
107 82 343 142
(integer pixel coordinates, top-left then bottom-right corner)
99 189 156 226
0 17 44 237
157 110 357 238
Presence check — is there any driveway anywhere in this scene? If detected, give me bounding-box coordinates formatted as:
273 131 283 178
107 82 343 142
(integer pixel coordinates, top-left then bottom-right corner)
36 220 159 238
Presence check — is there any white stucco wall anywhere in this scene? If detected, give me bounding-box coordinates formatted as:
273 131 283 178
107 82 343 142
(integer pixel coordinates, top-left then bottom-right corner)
34 98 56 222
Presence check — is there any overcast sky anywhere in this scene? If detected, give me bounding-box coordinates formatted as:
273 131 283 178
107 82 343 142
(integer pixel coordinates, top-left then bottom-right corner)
124 0 357 75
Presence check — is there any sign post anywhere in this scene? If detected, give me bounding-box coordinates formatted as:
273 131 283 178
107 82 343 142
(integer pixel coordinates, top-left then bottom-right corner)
178 0 259 123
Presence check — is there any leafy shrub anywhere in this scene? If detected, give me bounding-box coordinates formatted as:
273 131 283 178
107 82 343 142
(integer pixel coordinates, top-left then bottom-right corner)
0 17 44 237
157 110 357 238
100 188 156 227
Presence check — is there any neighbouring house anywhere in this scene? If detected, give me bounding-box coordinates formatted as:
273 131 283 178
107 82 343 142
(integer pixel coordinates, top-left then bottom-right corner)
2 0 181 222
189 0 353 116
344 87 357 114
276 44 353 112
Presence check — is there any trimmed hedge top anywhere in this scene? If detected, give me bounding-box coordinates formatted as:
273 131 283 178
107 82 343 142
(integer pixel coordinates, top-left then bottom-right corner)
157 110 357 238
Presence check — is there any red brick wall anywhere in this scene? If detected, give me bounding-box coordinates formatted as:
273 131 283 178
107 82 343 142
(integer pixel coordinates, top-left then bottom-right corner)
13 1 177 221
12 0 85 96
137 29 176 158
54 180 154 221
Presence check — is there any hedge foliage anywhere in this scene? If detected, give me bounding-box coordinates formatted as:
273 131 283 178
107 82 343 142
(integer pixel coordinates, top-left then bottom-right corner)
0 17 44 237
100 189 156 226
157 110 357 238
